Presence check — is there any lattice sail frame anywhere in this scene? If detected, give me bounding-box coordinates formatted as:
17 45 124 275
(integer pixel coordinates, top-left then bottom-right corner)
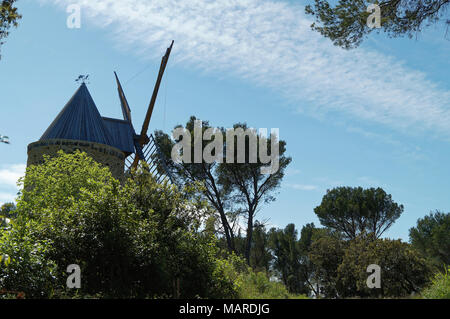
125 134 176 185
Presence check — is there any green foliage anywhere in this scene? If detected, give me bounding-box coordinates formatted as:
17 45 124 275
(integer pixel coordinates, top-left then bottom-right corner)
308 232 346 298
0 203 15 230
1 148 444 300
156 116 291 263
269 224 308 295
305 0 450 49
422 267 450 299
0 0 21 58
155 119 236 253
314 187 403 239
217 122 291 262
0 203 16 219
218 253 307 299
237 271 307 299
307 232 432 298
249 221 272 273
409 211 450 270
337 235 431 298
0 151 239 298
0 223 58 298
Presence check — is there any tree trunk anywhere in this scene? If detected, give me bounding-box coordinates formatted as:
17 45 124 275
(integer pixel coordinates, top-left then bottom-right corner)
244 212 254 265
218 207 235 253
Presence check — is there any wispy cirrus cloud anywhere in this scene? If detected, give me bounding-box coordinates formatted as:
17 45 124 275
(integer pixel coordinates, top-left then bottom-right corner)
285 168 301 177
285 183 318 191
45 0 450 137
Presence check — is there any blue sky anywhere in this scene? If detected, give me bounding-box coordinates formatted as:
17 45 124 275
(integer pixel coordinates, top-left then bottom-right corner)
0 0 449 240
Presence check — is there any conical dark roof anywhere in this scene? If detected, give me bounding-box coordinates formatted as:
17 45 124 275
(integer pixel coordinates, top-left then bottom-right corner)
40 83 113 146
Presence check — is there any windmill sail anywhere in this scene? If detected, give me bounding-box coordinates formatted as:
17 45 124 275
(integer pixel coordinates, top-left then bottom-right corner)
124 134 176 185
131 40 174 169
114 42 176 186
114 71 132 123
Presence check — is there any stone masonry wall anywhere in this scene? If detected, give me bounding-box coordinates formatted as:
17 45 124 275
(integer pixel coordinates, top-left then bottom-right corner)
27 139 125 181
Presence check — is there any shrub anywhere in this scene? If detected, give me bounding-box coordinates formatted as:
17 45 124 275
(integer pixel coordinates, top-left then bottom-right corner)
237 271 307 299
337 235 432 298
0 223 57 298
216 252 307 299
422 267 450 299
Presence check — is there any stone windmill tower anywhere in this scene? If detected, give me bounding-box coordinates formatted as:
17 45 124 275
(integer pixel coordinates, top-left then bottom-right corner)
27 42 175 183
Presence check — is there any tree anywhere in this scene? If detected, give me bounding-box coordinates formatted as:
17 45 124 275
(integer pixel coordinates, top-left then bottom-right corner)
0 0 21 59
314 186 404 240
154 118 237 253
217 123 291 263
337 234 432 298
269 224 308 294
409 211 450 270
249 221 272 273
308 232 431 298
156 117 291 264
305 0 450 49
308 231 346 297
296 223 327 296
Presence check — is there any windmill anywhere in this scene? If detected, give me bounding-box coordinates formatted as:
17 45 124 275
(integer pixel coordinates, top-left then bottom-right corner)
114 41 176 184
27 41 176 185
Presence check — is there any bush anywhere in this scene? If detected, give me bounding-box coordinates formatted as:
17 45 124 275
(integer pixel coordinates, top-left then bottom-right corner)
0 151 238 298
422 267 450 299
308 233 432 298
0 225 57 298
337 235 432 298
237 271 308 299
216 253 308 299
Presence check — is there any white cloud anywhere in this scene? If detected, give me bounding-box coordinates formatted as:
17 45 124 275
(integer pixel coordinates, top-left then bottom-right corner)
346 126 430 161
44 0 450 137
286 168 301 176
0 164 26 189
286 183 318 191
313 177 343 188
0 164 25 206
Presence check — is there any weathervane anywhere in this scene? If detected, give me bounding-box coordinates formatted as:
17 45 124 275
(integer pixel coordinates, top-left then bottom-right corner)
75 74 90 84
0 135 10 144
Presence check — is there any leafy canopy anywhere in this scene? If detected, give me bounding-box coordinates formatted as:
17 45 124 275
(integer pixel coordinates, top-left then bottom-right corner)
409 211 450 270
0 0 21 58
314 186 404 239
337 234 431 298
156 116 291 264
305 0 450 49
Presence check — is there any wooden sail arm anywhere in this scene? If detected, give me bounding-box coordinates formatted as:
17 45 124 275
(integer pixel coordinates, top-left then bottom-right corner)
132 40 174 169
114 71 133 123
139 40 174 145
